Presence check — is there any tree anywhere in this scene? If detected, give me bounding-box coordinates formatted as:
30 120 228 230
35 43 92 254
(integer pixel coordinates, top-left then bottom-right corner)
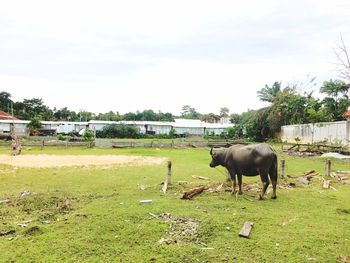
320 79 349 120
180 105 201 119
0 91 13 112
201 113 220 123
27 116 42 136
15 98 53 120
257 82 281 103
219 107 229 117
230 113 242 124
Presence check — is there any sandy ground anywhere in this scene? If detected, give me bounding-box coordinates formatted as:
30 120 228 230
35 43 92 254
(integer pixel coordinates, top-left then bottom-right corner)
0 154 168 168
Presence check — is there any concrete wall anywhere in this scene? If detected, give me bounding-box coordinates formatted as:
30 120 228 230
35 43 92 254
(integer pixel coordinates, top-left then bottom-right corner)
282 121 350 145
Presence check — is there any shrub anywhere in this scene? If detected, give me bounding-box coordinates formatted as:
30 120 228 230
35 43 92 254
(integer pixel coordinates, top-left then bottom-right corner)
96 124 141 138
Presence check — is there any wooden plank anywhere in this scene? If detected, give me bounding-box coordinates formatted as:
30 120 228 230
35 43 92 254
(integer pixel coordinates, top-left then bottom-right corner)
238 222 253 238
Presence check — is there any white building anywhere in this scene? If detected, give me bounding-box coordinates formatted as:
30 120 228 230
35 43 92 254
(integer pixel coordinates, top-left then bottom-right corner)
0 118 234 137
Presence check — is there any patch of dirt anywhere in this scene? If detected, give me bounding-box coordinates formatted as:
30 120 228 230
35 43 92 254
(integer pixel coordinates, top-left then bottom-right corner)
158 212 200 245
0 154 167 168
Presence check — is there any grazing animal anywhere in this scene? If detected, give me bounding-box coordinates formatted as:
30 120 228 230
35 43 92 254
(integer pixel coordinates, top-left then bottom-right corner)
209 143 278 199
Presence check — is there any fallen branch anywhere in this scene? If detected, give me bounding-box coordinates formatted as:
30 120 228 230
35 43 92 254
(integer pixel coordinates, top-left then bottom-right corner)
192 175 209 180
181 186 207 199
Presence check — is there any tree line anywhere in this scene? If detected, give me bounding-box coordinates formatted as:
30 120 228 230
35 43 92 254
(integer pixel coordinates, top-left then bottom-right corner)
1 78 349 141
0 91 229 123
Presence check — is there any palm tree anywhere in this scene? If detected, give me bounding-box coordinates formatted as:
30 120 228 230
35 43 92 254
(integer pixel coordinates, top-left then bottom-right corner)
257 82 281 103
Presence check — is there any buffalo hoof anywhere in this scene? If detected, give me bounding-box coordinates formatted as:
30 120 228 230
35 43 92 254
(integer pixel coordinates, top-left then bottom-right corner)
271 195 277 199
231 192 236 195
238 191 243 195
257 195 264 200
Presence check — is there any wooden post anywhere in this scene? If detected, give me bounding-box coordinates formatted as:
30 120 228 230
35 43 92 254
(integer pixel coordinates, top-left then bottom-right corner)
162 160 172 193
280 159 285 179
41 140 44 150
326 159 331 177
167 160 172 185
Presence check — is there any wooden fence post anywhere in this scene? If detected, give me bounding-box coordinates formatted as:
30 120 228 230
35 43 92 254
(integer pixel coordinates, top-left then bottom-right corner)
162 160 172 193
167 160 172 185
280 159 285 179
325 159 331 176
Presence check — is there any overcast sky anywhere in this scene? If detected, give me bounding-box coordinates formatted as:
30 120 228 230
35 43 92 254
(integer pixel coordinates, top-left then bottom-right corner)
1 0 350 115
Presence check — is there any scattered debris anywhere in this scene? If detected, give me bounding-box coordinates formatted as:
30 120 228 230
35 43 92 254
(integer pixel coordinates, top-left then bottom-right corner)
225 226 230 231
158 212 200 245
139 200 152 205
297 177 309 185
191 175 209 180
75 213 88 218
216 183 223 191
24 226 40 235
321 152 350 159
177 181 188 185
304 170 316 176
42 220 51 225
337 255 350 263
17 223 27 228
182 186 207 200
0 199 10 205
138 184 146 190
238 221 253 238
57 197 72 212
148 212 159 219
308 257 316 261
0 230 15 236
322 179 331 189
19 190 32 198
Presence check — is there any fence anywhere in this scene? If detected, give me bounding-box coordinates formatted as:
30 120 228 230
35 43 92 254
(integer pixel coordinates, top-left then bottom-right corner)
95 139 208 148
281 120 350 146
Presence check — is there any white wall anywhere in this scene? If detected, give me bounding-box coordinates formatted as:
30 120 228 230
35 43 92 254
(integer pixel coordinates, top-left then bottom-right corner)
282 121 349 145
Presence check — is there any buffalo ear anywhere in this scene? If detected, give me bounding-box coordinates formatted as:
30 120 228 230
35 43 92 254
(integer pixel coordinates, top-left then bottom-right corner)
210 147 213 155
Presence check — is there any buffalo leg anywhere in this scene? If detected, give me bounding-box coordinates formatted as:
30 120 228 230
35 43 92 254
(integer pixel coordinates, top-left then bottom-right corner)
269 162 278 199
259 172 270 200
271 180 277 199
237 174 243 195
230 173 236 195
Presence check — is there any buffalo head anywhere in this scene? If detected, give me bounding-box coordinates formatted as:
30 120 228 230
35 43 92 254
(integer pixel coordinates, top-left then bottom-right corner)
209 147 221 168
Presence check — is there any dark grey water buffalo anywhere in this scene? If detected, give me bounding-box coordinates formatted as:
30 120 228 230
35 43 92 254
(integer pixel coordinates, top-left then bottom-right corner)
209 143 278 199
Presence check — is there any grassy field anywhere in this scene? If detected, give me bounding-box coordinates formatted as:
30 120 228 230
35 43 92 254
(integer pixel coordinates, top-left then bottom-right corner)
0 145 349 262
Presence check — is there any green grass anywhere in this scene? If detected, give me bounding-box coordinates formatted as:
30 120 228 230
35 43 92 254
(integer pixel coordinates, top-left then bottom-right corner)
0 146 349 262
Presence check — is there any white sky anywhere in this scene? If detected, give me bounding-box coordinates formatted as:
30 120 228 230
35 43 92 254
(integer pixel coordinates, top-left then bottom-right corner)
1 0 350 115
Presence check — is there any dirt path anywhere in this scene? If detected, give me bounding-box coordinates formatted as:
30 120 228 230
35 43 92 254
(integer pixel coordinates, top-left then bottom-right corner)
0 154 168 168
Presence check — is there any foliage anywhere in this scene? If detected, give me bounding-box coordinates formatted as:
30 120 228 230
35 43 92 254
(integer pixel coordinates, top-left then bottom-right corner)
200 113 220 123
257 81 281 102
0 91 13 112
26 116 42 135
123 110 174 122
181 105 201 119
83 129 95 141
219 107 229 117
96 124 141 138
320 79 349 121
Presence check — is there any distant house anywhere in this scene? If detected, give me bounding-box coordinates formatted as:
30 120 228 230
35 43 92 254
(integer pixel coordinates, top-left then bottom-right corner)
0 111 18 121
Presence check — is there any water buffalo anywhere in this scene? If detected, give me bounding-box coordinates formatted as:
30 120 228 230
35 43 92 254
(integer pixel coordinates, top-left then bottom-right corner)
209 143 278 199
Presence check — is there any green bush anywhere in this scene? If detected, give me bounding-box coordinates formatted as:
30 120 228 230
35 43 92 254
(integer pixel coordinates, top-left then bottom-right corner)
96 124 141 138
